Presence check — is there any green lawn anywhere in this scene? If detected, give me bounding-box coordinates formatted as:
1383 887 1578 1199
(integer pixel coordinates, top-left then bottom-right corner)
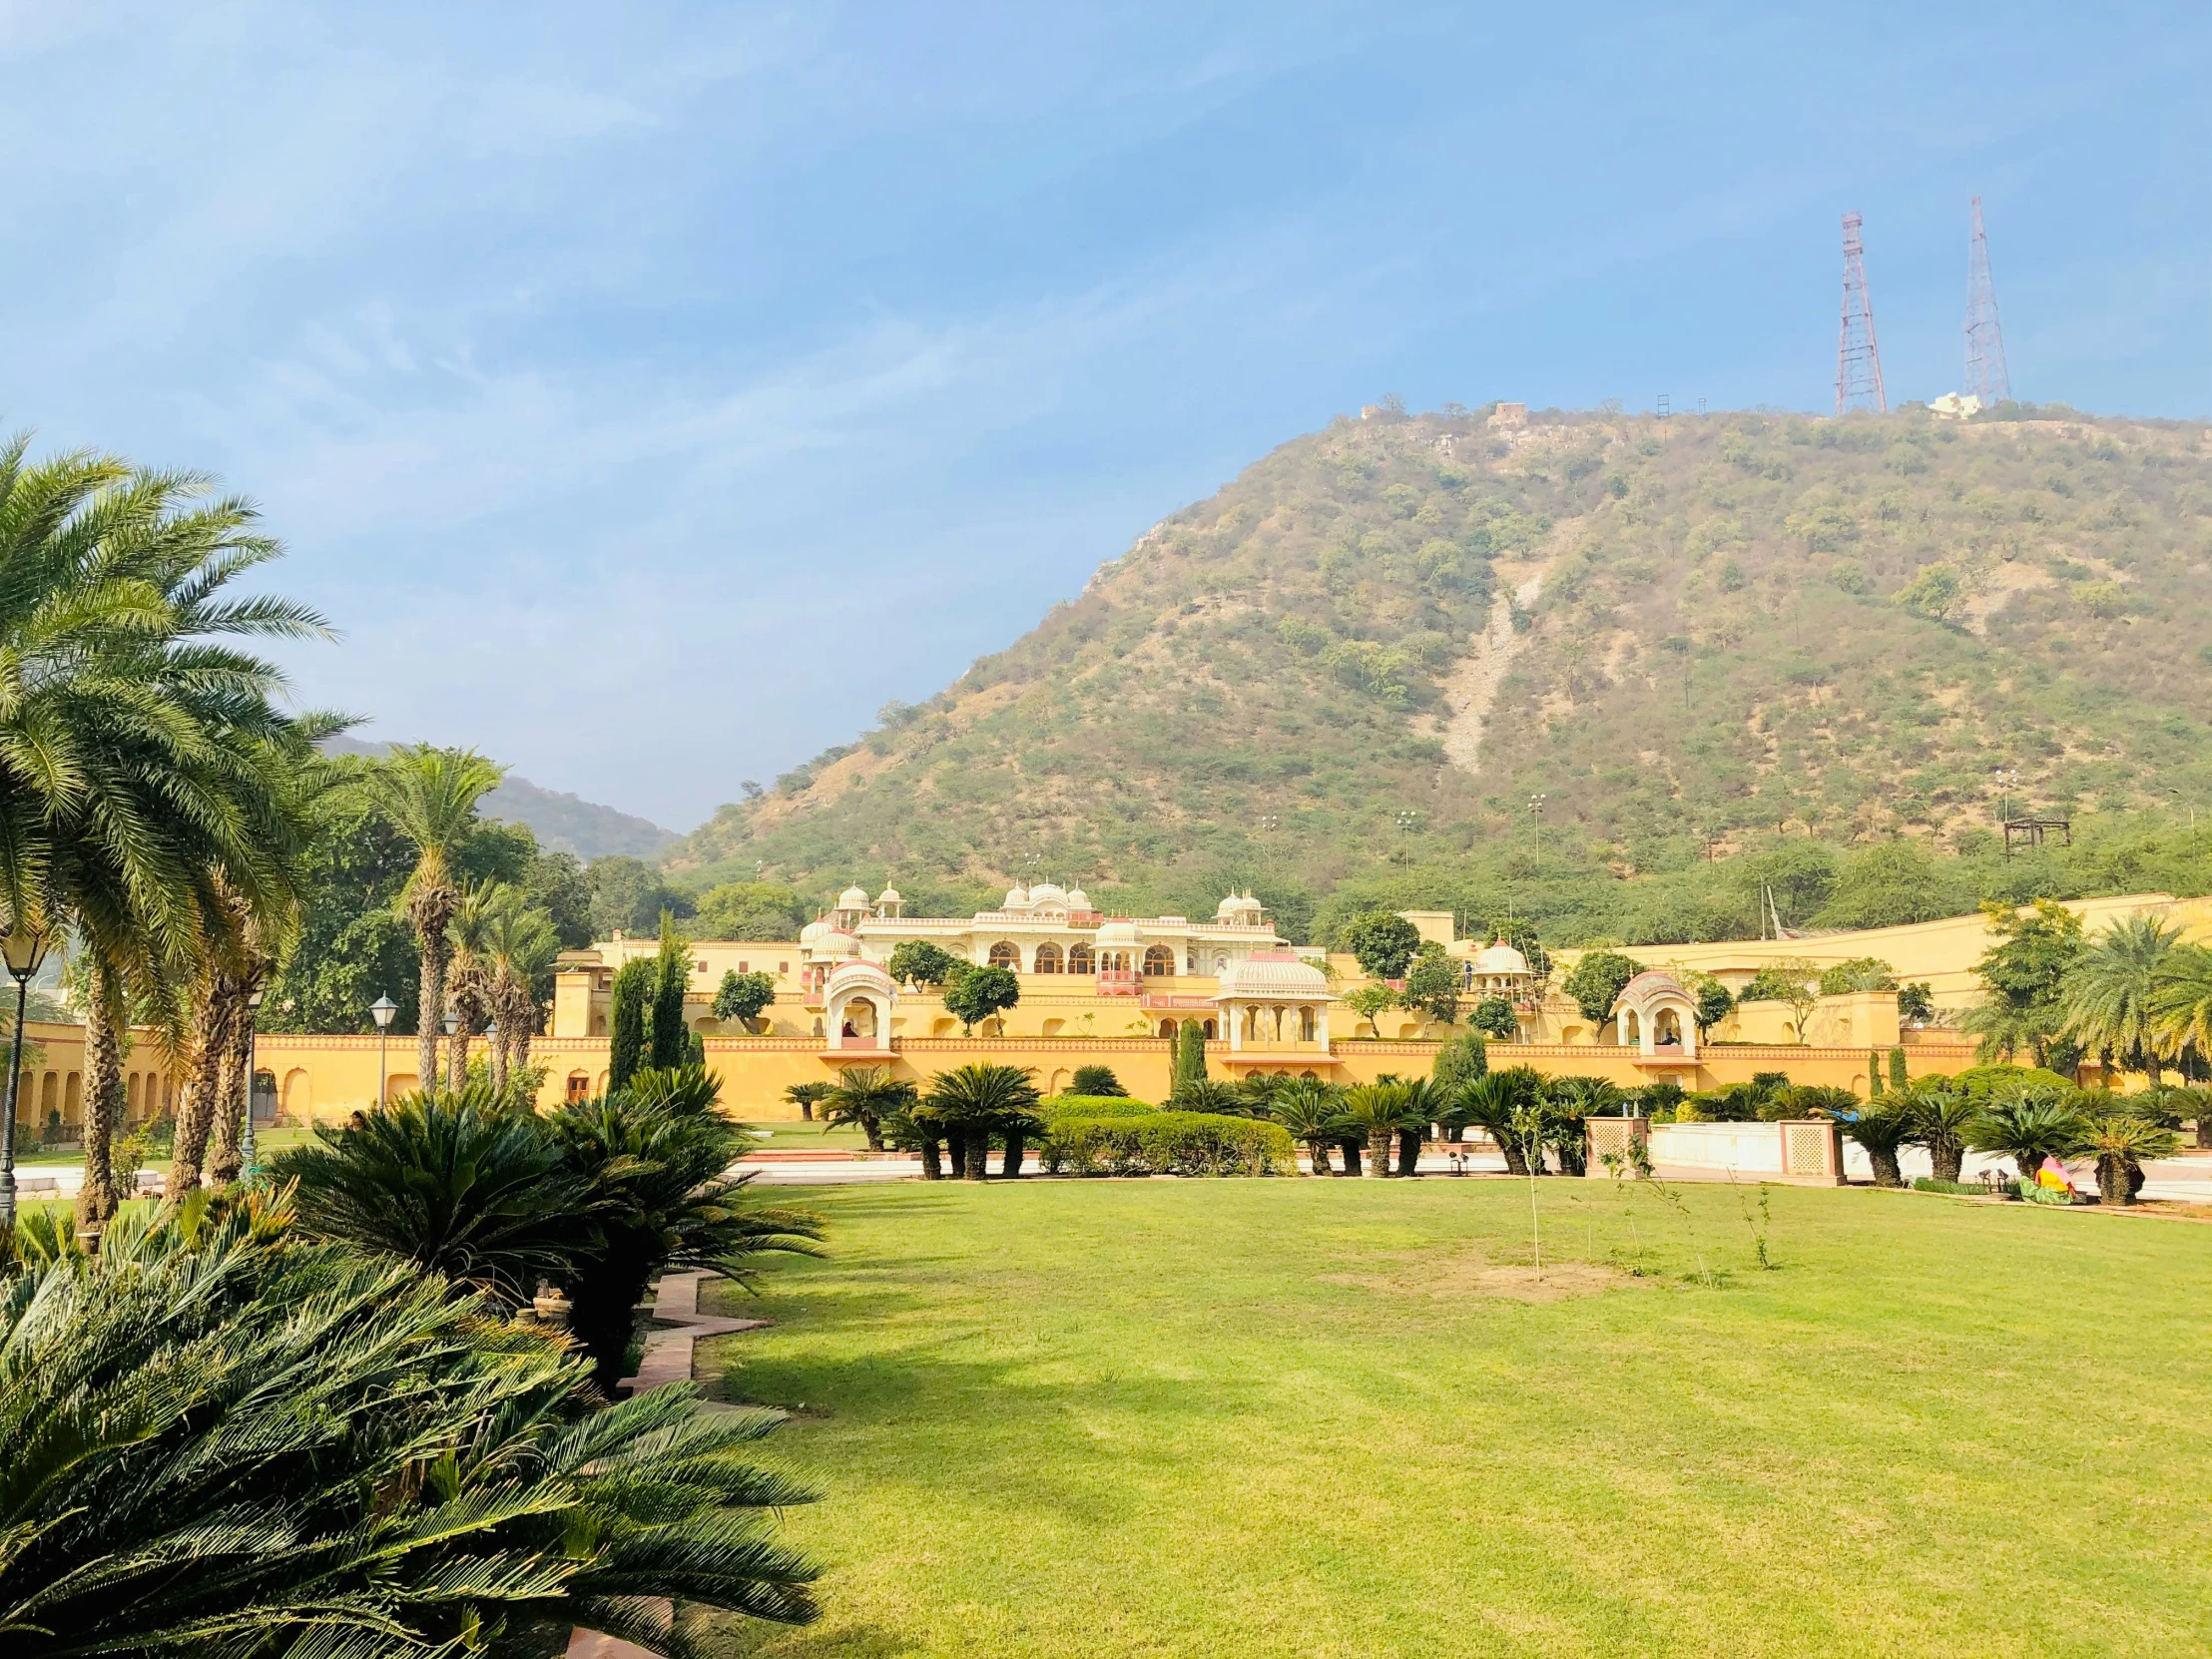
697 1178 2212 1659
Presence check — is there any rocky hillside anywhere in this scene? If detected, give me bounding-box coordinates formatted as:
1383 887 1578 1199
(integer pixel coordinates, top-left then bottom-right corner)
666 403 2212 937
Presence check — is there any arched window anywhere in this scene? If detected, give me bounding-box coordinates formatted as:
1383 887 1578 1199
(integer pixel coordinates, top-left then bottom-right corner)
1158 1018 1178 1039
1300 1006 1317 1041
1066 942 1095 975
988 941 1019 970
1202 1019 1217 1039
1033 942 1062 973
1143 944 1174 977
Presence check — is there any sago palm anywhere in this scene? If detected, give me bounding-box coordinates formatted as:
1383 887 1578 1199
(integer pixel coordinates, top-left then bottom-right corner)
820 1063 914 1153
1968 1086 2086 1185
1900 1080 1977 1183
919 1062 1043 1181
1340 1082 1415 1178
273 1082 597 1307
2060 914 2183 1077
2075 1112 2179 1206
1829 1095 1917 1188
1456 1070 1536 1175
0 1193 823 1653
1268 1075 1347 1175
551 1067 824 1389
374 745 504 1095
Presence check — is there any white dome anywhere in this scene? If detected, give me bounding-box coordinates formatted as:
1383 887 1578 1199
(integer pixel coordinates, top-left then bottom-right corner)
1474 940 1530 977
824 958 894 997
836 885 870 910
1095 919 1141 946
1002 884 1031 910
799 918 830 944
1215 950 1330 999
1029 881 1067 904
1216 893 1264 921
1064 887 1090 910
813 929 859 959
876 885 902 906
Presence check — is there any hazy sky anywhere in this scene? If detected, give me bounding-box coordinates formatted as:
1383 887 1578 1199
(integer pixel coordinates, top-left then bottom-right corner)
2 3 2204 830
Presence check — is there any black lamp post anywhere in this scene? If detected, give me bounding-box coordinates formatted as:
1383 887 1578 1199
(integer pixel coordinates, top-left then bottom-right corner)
369 993 397 1107
239 985 266 1181
0 921 53 1227
440 1012 458 1096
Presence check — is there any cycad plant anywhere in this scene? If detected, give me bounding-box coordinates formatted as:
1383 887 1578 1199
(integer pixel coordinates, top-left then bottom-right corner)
1455 1070 1538 1176
1900 1080 1977 1183
1828 1094 1918 1188
274 1082 595 1307
2075 1112 2178 1206
550 1067 824 1389
1339 1082 1415 1179
374 745 505 1095
821 1063 915 1153
1968 1085 2087 1186
917 1063 1043 1181
0 1191 822 1654
1544 1076 1622 1176
1268 1076 1346 1175
1168 1077 1243 1115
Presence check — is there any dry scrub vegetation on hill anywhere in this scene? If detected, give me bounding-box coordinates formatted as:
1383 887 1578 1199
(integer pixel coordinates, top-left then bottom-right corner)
668 404 2212 945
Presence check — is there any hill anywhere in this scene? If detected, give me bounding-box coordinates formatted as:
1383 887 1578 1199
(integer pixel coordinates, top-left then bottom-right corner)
664 403 2212 944
327 738 676 859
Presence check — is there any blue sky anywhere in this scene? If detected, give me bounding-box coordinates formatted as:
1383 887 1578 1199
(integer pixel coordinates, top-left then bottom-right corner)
2 3 2204 830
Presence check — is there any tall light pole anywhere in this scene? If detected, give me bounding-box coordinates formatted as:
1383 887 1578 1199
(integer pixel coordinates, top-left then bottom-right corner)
369 993 397 1108
1528 794 1546 864
1992 768 2016 826
0 921 53 1227
239 985 266 1182
440 1012 458 1096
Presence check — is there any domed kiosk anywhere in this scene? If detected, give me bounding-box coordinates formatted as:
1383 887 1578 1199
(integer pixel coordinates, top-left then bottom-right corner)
1213 950 1335 1062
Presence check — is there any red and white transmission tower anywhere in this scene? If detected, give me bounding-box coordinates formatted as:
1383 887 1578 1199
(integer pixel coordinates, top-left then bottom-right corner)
1963 196 2011 403
1835 211 1886 415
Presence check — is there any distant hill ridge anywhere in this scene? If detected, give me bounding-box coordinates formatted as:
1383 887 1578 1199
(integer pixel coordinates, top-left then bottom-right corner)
325 739 676 860
663 402 2211 926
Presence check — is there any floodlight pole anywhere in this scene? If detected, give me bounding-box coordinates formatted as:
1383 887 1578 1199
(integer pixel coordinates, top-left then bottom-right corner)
0 924 52 1227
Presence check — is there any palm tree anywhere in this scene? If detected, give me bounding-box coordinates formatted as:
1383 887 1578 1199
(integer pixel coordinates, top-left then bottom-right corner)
2150 943 2212 1106
373 745 504 1096
1268 1076 1347 1175
2060 914 2183 1079
0 1194 824 1649
2075 1112 2179 1206
821 1063 914 1153
1396 1076 1448 1176
0 438 333 1222
439 879 500 1090
481 887 558 1093
1340 1082 1414 1178
1968 1086 2086 1186
785 1080 831 1122
1900 1080 1976 1183
275 1082 597 1306
919 1062 1043 1180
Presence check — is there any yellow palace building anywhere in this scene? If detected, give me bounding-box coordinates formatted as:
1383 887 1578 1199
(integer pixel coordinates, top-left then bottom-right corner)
28 887 2208 1133
226 885 2209 1126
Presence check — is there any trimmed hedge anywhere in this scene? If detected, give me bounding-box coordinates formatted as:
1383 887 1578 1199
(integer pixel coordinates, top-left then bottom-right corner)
1041 1112 1295 1177
1913 1177 1988 1196
1042 1095 1158 1121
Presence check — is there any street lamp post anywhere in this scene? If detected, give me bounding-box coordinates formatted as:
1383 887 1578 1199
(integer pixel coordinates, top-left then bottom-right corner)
239 985 267 1182
369 994 397 1107
440 1012 458 1096
0 922 53 1228
1528 794 1546 863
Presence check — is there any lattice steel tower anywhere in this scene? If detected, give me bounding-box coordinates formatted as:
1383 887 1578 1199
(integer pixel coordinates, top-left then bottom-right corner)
1963 196 2011 403
1835 211 1886 415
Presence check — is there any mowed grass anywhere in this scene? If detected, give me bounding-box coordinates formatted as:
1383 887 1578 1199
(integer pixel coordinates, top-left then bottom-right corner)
696 1179 2212 1659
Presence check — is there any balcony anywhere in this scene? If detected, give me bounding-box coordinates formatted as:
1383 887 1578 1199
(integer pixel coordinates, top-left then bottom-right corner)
1096 969 1140 996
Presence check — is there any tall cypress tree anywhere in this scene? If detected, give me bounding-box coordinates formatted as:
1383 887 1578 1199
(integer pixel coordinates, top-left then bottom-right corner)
1868 1045 1884 1098
1888 1045 1909 1093
648 911 691 1070
608 958 652 1092
1173 1020 1209 1093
